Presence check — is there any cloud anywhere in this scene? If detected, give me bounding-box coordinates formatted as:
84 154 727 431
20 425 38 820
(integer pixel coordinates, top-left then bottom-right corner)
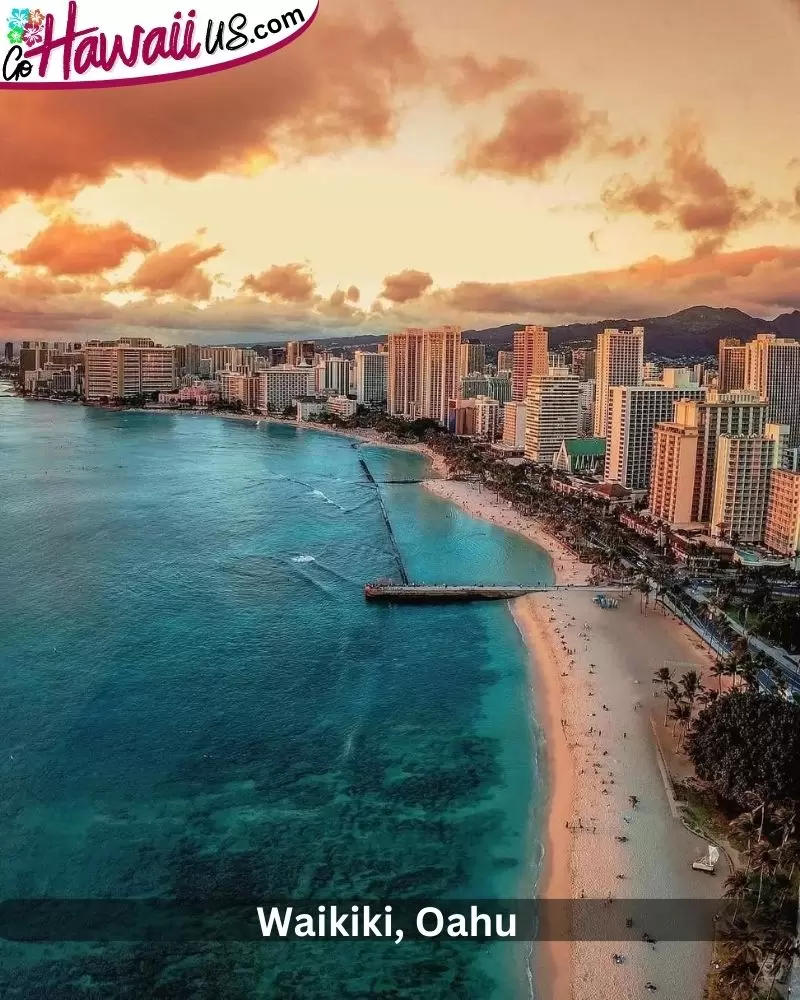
9 218 155 276
9 246 800 342
455 89 643 181
128 243 224 301
0 13 426 205
440 55 535 103
379 269 434 303
602 118 775 253
346 285 360 303
242 263 316 302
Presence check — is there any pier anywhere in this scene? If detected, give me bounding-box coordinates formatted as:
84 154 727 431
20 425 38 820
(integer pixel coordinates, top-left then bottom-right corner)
364 583 631 603
359 458 410 585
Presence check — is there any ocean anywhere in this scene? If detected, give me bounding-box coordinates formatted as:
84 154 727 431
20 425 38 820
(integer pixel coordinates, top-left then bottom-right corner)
0 391 554 999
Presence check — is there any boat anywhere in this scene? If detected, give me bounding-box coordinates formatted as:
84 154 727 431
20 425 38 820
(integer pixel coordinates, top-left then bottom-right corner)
692 844 720 873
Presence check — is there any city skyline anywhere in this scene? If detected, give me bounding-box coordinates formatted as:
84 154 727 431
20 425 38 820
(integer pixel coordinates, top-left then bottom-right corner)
4 0 800 343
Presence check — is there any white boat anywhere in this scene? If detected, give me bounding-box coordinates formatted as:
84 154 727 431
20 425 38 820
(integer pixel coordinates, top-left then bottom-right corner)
692 845 720 873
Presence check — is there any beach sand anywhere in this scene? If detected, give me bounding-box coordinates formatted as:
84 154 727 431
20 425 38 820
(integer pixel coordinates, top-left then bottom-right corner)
413 474 726 1000
516 592 727 1000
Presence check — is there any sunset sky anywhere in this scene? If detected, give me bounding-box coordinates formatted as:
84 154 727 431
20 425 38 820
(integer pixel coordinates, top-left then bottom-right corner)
3 0 800 343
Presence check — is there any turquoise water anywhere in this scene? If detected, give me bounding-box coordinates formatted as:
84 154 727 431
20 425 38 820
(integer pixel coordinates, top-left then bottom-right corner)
0 393 553 999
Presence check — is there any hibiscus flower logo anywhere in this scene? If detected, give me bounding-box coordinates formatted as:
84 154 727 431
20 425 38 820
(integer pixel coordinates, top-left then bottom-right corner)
6 7 46 46
6 7 29 30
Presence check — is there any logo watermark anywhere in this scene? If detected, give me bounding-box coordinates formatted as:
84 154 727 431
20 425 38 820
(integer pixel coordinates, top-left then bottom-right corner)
1 0 318 89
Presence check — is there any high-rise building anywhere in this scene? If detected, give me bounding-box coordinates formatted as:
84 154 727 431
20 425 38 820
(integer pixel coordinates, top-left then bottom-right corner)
354 351 388 405
461 375 490 399
571 348 596 381
486 374 512 404
744 334 800 446
548 351 567 370
502 402 526 449
323 358 351 396
764 469 800 558
593 327 644 438
286 341 316 367
524 375 581 463
604 372 705 490
512 325 548 402
711 435 775 543
387 327 461 425
718 338 747 392
257 367 317 412
3 342 12 362
650 420 701 526
218 371 260 409
450 396 500 439
579 380 595 436
174 344 202 376
497 350 514 374
459 341 486 377
84 342 175 400
690 390 768 524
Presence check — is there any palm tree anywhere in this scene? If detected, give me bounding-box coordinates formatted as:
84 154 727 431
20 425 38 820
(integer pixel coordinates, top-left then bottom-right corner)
709 659 728 693
635 576 651 615
669 700 692 744
723 868 752 923
679 669 703 715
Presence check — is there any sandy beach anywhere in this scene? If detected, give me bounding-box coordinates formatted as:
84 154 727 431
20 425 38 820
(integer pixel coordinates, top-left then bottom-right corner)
516 592 727 1000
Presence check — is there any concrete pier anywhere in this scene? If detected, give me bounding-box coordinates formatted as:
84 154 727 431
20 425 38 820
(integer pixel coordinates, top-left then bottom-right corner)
364 583 630 603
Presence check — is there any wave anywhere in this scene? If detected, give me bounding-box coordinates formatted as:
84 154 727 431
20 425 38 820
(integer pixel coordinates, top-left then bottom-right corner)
291 555 316 564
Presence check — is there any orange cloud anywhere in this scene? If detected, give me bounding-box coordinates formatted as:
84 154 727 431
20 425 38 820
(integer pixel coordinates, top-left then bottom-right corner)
0 13 426 205
440 55 535 103
128 243 224 301
242 263 316 302
602 119 775 253
456 89 641 181
9 218 155 276
380 269 434 303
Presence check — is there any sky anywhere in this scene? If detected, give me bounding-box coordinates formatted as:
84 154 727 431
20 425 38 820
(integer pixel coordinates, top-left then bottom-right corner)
3 0 800 343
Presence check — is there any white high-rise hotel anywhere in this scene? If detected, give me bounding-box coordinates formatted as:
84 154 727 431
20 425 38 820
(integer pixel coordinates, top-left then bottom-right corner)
387 327 461 425
354 351 388 405
593 327 644 439
744 334 800 446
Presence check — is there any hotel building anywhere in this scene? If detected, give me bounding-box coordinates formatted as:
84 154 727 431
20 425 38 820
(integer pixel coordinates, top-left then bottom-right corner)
711 435 775 543
459 341 486 377
84 341 176 401
512 325 548 402
502 401 527 449
387 326 461 425
593 327 644 439
524 375 581 463
765 469 800 558
322 358 351 396
650 420 701 526
744 334 800 445
354 351 388 405
497 350 514 374
218 371 260 409
604 371 705 490
257 366 317 412
718 338 747 392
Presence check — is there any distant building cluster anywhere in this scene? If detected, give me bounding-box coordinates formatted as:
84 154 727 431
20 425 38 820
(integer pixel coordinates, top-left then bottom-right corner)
8 320 800 565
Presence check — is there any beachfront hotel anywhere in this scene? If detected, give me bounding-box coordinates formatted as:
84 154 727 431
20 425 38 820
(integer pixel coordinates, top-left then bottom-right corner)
387 326 461 425
257 366 317 412
743 334 800 446
219 371 260 409
710 434 777 543
524 374 581 463
502 401 527 449
84 341 176 401
511 325 549 402
593 327 644 439
354 351 388 406
604 370 705 490
764 469 800 558
649 419 701 526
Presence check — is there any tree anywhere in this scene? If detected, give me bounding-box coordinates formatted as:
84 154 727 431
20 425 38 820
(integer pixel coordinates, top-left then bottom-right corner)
686 692 800 812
